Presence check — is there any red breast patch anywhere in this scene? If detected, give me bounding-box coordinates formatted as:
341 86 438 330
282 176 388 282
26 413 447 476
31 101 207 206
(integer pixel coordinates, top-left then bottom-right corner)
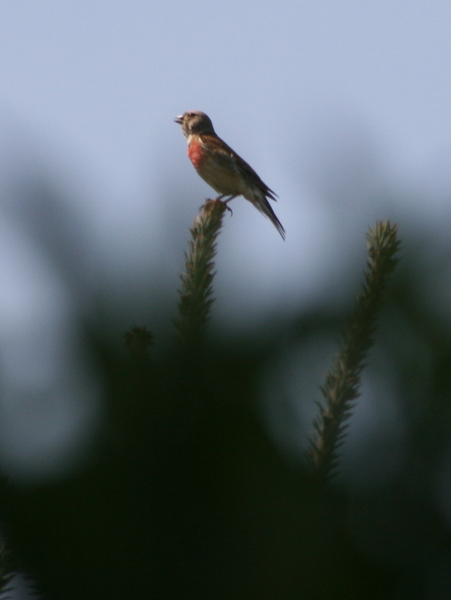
187 138 206 170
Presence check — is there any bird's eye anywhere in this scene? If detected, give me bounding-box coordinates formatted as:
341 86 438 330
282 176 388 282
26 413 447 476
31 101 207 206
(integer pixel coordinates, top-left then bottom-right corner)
187 112 195 117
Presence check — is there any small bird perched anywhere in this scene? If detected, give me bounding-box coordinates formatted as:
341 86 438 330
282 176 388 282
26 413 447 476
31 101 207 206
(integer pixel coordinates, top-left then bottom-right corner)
174 110 285 239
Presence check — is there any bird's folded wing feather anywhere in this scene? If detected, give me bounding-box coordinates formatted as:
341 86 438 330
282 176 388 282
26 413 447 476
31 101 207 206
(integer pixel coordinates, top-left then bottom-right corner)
200 134 278 201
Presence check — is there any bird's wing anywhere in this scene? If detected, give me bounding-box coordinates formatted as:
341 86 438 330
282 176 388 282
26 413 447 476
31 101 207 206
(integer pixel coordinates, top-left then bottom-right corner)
200 134 278 201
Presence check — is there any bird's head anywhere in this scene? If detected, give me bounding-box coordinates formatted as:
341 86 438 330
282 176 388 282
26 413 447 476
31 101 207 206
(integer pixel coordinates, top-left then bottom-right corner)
174 111 216 138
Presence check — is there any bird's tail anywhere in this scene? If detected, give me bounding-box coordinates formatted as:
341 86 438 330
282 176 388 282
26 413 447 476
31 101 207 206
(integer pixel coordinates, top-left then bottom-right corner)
252 194 286 240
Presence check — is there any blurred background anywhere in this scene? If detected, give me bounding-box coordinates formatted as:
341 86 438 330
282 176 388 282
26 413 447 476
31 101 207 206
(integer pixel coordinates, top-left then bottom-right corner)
1 1 451 598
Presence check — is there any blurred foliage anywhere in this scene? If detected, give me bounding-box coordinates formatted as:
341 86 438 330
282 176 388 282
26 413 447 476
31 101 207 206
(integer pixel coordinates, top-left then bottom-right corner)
1 211 451 600
309 221 400 480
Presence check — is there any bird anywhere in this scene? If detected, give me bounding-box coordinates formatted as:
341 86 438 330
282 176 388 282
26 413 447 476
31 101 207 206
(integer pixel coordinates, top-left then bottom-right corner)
174 110 285 239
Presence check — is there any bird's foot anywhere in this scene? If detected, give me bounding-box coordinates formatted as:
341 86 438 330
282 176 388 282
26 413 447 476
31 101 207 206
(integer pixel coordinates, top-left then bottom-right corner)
216 195 236 215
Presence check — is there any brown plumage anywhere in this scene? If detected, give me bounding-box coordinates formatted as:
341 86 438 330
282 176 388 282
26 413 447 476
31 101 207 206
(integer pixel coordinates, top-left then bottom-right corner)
174 110 285 239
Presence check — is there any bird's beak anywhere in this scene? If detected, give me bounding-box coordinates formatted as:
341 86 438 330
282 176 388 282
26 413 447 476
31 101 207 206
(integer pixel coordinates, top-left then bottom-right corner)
174 115 184 125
